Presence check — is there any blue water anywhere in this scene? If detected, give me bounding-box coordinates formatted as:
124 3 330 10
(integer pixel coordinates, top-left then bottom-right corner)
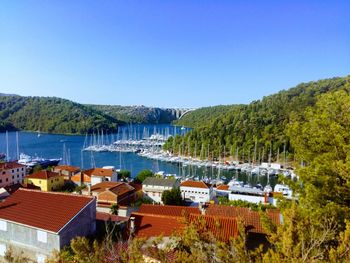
0 124 276 186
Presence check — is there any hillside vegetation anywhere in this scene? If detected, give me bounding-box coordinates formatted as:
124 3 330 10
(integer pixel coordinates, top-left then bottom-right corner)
165 76 350 163
0 96 119 134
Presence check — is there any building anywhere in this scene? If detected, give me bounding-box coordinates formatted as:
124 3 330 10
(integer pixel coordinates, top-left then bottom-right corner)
25 170 65 191
228 186 269 204
53 165 80 180
180 180 213 203
71 167 118 186
0 189 96 262
81 181 135 213
142 177 179 204
0 162 26 188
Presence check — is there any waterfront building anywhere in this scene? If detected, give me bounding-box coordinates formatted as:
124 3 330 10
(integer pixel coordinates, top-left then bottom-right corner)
25 170 65 191
142 177 179 204
0 189 96 262
0 162 26 188
180 180 213 203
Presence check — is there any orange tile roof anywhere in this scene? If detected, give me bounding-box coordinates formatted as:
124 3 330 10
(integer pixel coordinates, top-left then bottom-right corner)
54 165 80 173
0 189 94 233
180 180 210 189
71 172 91 183
25 170 62 180
131 212 184 238
84 168 113 177
216 185 229 191
0 161 25 170
4 183 41 194
96 212 128 223
89 182 135 196
205 205 280 234
128 182 142 192
188 214 238 241
138 204 200 217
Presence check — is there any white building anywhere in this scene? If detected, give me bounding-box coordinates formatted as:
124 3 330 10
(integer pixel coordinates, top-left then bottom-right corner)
228 186 268 204
142 177 179 204
180 180 213 203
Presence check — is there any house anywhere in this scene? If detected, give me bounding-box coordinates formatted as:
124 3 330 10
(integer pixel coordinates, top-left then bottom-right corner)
53 165 80 180
142 177 179 204
25 170 65 191
180 180 213 203
0 189 96 262
215 184 230 197
81 182 135 213
0 161 26 188
228 186 269 204
71 167 118 186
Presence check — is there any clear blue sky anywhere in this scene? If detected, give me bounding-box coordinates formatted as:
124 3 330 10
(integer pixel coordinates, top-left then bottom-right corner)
1 1 349 108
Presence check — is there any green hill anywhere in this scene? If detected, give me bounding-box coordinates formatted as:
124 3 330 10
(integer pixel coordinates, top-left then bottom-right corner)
164 76 350 163
0 95 119 134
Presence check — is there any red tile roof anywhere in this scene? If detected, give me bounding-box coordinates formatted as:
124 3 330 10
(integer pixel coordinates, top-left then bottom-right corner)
180 180 210 189
25 170 62 180
84 168 113 177
205 205 280 234
0 161 25 170
128 182 142 192
138 204 200 217
216 185 229 191
0 189 94 233
88 182 134 196
131 213 184 238
71 172 91 183
54 165 80 173
4 183 41 194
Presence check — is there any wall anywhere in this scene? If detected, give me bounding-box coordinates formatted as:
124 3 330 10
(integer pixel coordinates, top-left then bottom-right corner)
228 193 265 204
59 199 96 247
180 186 211 203
25 178 48 191
0 166 26 188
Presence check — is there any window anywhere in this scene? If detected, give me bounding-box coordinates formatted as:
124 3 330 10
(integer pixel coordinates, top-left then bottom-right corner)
0 180 2 183
17 169 19 172
17 175 19 178
12 170 14 173
2 171 5 175
37 230 47 243
0 220 7 231
0 244 6 256
5 178 8 182
39 180 41 184
51 180 53 183
12 176 14 179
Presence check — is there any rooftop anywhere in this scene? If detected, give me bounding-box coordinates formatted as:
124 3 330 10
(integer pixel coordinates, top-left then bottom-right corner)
0 189 94 233
54 165 80 173
138 204 200 217
84 168 113 177
205 205 280 234
142 177 178 187
88 182 135 196
96 212 128 223
180 180 210 189
216 184 229 191
0 161 25 170
25 170 62 180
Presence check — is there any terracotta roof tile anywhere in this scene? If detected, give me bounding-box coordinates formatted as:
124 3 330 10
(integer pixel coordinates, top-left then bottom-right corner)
180 180 210 189
216 185 229 191
205 205 280 234
88 182 135 196
0 189 95 233
0 161 25 170
96 212 128 223
54 165 80 173
84 168 113 177
138 204 200 217
4 183 40 194
25 170 62 180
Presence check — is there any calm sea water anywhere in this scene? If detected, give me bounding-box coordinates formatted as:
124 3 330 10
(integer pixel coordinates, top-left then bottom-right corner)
0 124 276 186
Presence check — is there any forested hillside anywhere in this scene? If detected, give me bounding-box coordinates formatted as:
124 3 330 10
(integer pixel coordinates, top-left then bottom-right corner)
164 76 350 163
89 104 178 124
0 96 119 134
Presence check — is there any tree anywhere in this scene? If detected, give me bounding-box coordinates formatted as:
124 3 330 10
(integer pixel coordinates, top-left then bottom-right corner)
161 187 184 206
135 169 154 183
110 203 119 215
118 170 131 181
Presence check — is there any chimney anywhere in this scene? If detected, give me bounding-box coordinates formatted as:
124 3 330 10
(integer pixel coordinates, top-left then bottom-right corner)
130 216 136 234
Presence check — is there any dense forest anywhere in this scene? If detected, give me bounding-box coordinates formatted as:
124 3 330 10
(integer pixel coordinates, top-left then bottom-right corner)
0 95 119 134
164 76 350 163
88 104 178 124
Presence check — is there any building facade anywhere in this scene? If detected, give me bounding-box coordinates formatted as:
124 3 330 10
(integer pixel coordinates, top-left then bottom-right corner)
25 170 65 191
0 162 26 188
180 180 213 203
142 178 179 204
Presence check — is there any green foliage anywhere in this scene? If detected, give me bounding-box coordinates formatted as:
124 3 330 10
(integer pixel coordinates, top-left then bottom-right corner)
135 169 154 183
165 76 350 163
32 165 43 173
110 203 119 215
218 197 276 212
0 95 119 134
161 187 184 206
118 170 131 181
